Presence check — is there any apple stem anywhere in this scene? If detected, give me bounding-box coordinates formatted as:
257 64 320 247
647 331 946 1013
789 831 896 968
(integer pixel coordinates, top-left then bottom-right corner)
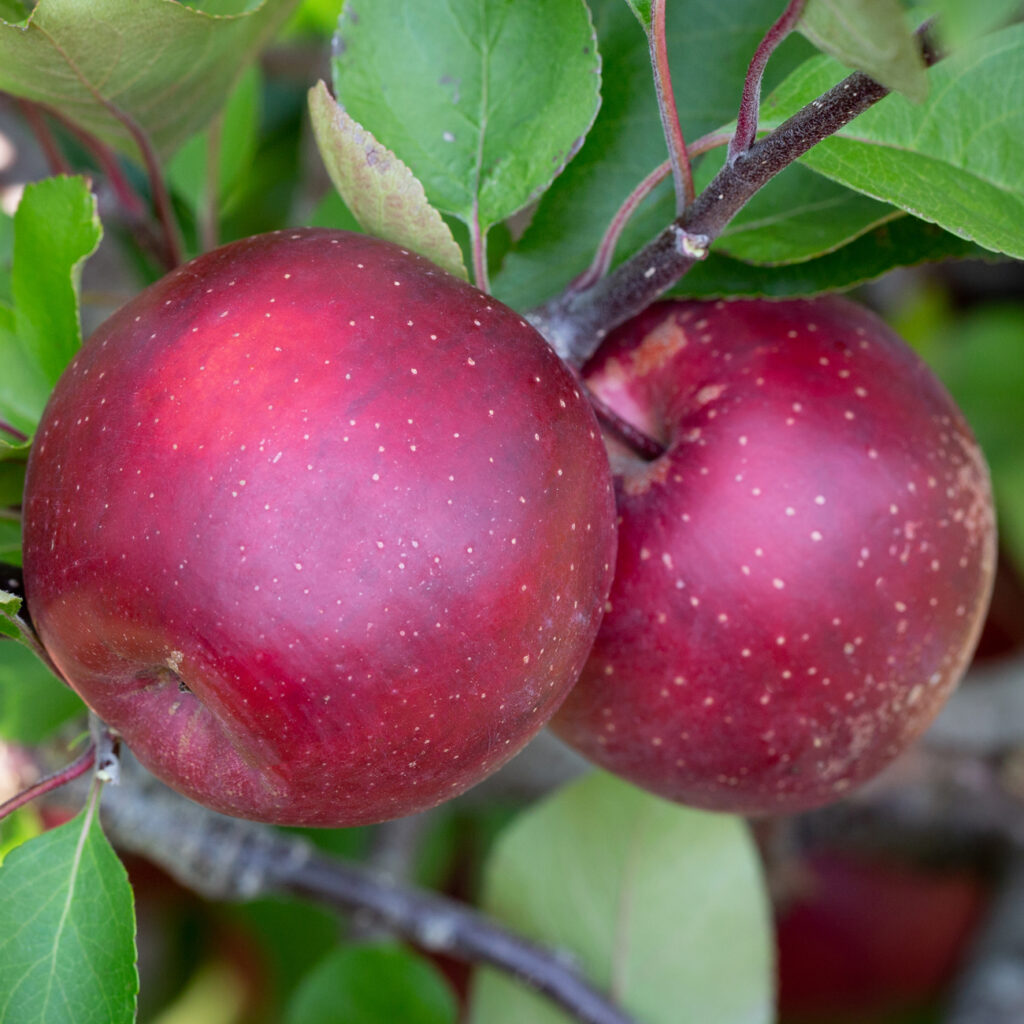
0 419 29 443
16 99 74 177
584 385 666 460
470 201 491 294
570 161 672 295
89 754 642 1024
727 0 807 165
0 742 96 824
648 0 694 213
530 24 939 370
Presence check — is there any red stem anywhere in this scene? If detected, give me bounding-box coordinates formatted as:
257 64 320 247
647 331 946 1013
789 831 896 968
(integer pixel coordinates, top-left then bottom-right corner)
47 110 149 218
109 106 183 269
572 130 731 293
0 420 29 443
0 744 96 824
16 100 72 177
585 384 666 460
650 0 694 212
729 0 807 163
29 22 183 269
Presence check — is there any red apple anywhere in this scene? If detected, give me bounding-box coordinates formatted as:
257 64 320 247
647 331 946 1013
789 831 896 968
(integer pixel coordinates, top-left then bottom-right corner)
22 228 616 826
552 296 996 815
776 851 988 1021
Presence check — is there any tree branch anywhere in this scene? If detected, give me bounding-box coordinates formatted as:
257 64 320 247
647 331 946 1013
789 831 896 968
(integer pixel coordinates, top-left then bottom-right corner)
531 28 939 369
91 755 638 1024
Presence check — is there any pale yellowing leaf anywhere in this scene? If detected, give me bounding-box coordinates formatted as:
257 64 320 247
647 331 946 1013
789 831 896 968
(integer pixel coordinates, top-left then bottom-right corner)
308 81 467 281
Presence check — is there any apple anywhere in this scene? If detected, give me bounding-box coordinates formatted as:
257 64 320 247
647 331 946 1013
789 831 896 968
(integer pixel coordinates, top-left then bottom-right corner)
21 228 617 827
775 851 988 1021
551 296 996 815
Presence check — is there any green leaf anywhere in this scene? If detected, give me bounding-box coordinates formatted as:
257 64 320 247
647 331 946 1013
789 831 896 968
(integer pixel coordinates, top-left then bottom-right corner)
305 189 363 233
0 791 138 1024
331 0 601 235
0 808 44 867
0 642 85 744
675 214 988 298
763 24 1024 260
0 177 101 437
468 772 774 1024
0 587 21 639
285 0 342 36
492 0 817 311
926 0 1021 48
621 0 652 31
0 522 21 567
0 0 28 24
12 178 101 386
798 0 928 102
0 0 299 163
0 452 26 508
308 81 468 280
285 943 457 1024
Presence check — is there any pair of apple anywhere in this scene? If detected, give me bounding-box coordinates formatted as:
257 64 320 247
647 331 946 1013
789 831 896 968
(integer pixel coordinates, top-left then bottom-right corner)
20 229 996 825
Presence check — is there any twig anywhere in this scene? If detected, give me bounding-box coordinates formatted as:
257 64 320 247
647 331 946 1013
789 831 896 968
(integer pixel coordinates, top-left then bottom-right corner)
531 28 939 368
89 755 638 1024
348 812 435 942
728 0 807 163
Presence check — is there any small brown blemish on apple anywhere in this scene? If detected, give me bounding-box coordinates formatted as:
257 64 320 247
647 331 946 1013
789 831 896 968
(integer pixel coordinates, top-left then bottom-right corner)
630 316 689 376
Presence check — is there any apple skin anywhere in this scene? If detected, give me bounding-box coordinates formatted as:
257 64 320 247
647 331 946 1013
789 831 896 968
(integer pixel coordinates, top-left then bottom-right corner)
551 296 996 815
22 228 617 826
776 852 988 1021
